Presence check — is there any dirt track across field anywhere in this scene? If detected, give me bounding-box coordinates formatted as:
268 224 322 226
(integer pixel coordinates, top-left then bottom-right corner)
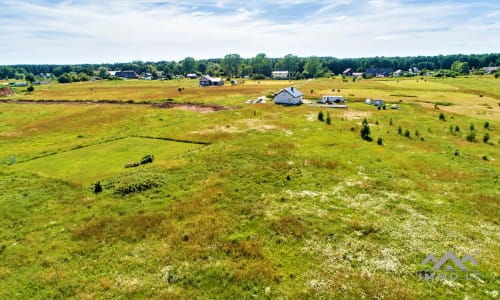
0 99 235 112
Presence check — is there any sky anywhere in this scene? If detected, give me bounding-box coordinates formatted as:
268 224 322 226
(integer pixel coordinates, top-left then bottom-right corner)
0 0 499 64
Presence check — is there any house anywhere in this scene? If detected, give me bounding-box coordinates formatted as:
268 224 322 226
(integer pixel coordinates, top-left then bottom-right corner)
274 86 303 105
115 70 138 79
483 66 499 74
342 68 353 76
409 67 420 75
393 69 403 77
272 71 289 79
199 75 224 87
186 73 198 79
365 68 393 77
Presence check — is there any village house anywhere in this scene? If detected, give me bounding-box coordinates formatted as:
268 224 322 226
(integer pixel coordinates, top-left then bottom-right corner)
274 86 303 105
365 68 393 77
115 70 138 79
199 75 224 87
272 71 289 79
186 73 198 79
483 66 499 74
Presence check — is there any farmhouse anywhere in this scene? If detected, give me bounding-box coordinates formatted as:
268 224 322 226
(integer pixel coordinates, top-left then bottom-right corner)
186 73 198 79
274 86 303 105
199 75 224 87
365 68 393 77
115 70 138 79
483 66 499 74
272 71 289 79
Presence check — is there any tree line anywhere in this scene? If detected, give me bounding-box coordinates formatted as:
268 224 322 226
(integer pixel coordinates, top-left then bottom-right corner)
1 53 499 82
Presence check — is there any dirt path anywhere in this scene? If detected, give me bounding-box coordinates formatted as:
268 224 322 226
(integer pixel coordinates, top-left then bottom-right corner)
0 99 235 112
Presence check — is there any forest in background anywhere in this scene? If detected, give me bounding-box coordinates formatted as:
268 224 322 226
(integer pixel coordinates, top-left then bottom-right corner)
1 53 499 82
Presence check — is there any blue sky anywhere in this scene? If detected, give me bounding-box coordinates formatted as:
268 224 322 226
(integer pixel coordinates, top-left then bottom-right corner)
0 0 499 64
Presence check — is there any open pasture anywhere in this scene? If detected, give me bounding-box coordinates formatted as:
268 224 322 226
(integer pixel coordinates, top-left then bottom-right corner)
0 76 498 299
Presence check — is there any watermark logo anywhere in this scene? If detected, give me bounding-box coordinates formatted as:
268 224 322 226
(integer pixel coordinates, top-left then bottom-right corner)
419 251 480 281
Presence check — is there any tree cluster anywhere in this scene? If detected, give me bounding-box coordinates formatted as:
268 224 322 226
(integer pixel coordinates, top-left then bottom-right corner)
1 53 499 81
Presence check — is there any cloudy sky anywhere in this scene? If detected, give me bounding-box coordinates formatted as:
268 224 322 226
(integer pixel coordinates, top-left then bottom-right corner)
0 0 499 64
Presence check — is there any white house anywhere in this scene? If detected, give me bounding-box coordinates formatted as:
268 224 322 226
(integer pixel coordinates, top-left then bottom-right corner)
272 71 289 79
483 66 499 74
274 86 303 105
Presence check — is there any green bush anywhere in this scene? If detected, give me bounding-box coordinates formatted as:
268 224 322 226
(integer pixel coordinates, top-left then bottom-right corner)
140 154 155 165
483 133 490 143
112 170 164 195
360 118 372 142
318 111 324 122
377 137 383 145
251 74 266 80
439 112 446 121
466 130 476 142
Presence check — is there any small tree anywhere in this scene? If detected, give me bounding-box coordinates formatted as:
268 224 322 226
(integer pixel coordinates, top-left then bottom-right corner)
377 137 383 145
439 112 446 121
27 85 34 92
455 125 460 133
318 111 324 122
466 130 476 142
404 129 411 138
94 181 102 193
484 121 490 130
483 132 490 143
398 126 403 135
470 123 475 131
25 73 35 84
360 118 373 142
326 112 331 125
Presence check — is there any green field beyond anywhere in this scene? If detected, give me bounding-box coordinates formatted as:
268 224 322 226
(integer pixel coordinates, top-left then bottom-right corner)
11 137 202 185
0 77 498 299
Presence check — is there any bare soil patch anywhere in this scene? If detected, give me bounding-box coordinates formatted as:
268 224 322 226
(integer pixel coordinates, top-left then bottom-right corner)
0 99 236 113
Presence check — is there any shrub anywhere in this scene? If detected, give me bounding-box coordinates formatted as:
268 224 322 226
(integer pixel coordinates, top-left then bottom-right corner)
389 118 393 126
112 170 164 195
318 111 324 122
27 85 34 92
455 125 460 133
398 126 403 135
140 154 155 165
251 74 266 80
484 121 490 130
439 112 446 121
377 137 383 145
483 133 490 143
404 129 411 138
466 130 476 142
469 123 475 131
93 181 102 194
360 118 373 142
125 162 140 168
326 112 331 125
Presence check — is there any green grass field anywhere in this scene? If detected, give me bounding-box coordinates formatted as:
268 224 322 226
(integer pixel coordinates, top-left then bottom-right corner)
0 77 498 299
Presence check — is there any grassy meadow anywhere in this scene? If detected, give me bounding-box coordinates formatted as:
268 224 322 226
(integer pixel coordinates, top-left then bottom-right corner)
0 76 499 299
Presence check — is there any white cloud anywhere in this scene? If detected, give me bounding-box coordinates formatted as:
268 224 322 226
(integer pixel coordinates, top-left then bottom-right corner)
0 0 498 64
